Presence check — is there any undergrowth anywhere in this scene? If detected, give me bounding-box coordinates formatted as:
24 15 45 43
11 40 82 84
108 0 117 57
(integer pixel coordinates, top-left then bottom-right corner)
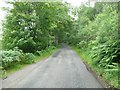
73 46 118 89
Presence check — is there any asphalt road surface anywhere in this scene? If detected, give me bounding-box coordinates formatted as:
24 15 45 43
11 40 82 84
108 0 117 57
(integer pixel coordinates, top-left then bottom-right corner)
2 45 104 88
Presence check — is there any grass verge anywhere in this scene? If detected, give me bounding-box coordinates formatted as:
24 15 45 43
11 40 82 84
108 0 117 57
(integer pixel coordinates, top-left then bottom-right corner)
1 48 59 79
72 46 118 89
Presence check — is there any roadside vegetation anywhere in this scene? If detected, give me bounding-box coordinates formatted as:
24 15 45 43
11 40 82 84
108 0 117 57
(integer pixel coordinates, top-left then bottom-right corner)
1 47 58 78
1 2 69 78
70 3 119 89
73 47 118 88
0 1 119 89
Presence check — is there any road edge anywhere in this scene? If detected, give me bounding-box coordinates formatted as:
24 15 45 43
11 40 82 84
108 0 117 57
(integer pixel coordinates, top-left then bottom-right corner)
72 46 118 90
82 60 117 90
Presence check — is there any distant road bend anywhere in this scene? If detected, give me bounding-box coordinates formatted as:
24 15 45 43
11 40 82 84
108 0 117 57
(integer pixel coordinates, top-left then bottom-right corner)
2 44 104 88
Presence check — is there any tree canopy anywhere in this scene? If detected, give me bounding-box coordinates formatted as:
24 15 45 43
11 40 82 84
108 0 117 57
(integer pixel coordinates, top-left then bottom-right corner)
2 2 72 53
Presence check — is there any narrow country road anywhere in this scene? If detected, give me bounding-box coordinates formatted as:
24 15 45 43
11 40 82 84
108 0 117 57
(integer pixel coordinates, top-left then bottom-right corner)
2 45 104 88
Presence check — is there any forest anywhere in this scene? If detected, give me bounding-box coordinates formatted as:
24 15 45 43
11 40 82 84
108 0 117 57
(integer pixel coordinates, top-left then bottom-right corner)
0 1 120 89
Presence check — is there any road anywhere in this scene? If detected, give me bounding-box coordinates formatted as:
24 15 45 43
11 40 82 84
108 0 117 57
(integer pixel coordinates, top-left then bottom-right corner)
2 45 104 88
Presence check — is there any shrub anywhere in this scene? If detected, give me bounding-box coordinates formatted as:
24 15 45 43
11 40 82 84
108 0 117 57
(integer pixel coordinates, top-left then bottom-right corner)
77 41 87 49
1 49 23 69
35 50 43 56
23 53 35 64
1 48 37 69
35 46 56 56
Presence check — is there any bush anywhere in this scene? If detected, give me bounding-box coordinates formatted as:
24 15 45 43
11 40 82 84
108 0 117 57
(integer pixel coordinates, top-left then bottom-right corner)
35 46 56 56
1 49 23 69
35 50 42 56
77 41 87 49
1 47 36 69
22 53 35 64
90 41 119 69
46 46 56 52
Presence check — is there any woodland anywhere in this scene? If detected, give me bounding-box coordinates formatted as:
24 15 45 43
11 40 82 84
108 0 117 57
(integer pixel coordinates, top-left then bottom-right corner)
0 1 119 88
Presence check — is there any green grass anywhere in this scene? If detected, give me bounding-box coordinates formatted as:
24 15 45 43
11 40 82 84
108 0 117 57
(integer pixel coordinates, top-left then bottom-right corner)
34 48 59 63
1 48 59 79
1 64 28 79
72 46 118 89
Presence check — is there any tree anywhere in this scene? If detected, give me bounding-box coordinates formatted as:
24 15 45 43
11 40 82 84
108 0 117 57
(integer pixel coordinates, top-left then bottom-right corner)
2 2 71 53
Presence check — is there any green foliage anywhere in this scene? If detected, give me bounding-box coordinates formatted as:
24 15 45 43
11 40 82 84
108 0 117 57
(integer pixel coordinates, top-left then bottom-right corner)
1 1 119 88
77 41 87 49
2 2 71 52
22 53 35 64
1 48 23 69
1 47 36 69
70 3 119 88
74 47 118 88
35 46 56 56
74 3 119 69
1 1 68 71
